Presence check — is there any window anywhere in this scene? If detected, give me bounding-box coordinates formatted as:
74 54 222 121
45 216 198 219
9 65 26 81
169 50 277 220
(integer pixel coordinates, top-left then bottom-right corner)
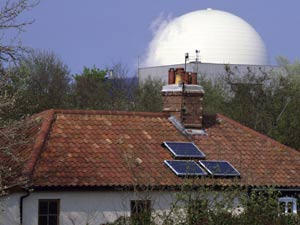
38 199 60 225
278 197 297 215
130 200 151 225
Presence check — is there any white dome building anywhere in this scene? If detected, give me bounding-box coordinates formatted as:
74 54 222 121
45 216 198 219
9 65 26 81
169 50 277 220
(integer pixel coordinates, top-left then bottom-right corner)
145 8 268 66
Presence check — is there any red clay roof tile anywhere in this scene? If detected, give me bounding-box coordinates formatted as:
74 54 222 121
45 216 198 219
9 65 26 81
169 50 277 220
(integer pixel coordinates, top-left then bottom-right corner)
13 109 300 188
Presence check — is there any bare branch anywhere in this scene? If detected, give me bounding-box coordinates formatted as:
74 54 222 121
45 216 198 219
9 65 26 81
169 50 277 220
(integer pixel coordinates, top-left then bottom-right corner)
0 0 39 62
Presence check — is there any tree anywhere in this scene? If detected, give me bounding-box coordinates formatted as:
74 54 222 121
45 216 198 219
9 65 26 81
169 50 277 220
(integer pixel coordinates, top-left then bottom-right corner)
222 65 274 134
198 75 227 115
104 63 138 111
0 0 39 62
277 56 300 77
0 118 37 196
0 63 36 198
72 63 139 111
134 77 163 112
199 62 300 150
0 65 20 123
72 66 109 109
2 50 71 120
268 71 300 149
0 1 43 215
0 0 40 120
0 0 41 121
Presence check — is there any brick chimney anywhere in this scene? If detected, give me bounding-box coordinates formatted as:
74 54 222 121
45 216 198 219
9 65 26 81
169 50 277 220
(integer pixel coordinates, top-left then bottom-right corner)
162 68 204 129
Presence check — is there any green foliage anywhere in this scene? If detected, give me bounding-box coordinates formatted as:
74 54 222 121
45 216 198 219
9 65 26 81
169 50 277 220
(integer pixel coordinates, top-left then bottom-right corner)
1 50 71 120
71 65 163 112
71 66 109 109
267 75 300 148
2 55 300 149
239 189 279 225
198 75 227 115
134 77 163 112
222 66 276 134
1 61 164 120
75 66 107 80
277 56 300 77
161 187 300 225
198 62 300 150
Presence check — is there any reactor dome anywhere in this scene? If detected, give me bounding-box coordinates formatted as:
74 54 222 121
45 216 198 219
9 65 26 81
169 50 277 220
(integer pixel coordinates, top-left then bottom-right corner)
145 8 268 66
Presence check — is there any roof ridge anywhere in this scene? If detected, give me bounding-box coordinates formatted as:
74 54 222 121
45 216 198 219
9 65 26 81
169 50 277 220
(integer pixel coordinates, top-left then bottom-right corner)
22 109 55 178
53 109 168 117
217 113 299 153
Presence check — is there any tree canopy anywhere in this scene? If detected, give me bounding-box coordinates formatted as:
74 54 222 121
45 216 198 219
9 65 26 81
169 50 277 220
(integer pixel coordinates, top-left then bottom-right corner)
199 60 300 150
0 0 39 62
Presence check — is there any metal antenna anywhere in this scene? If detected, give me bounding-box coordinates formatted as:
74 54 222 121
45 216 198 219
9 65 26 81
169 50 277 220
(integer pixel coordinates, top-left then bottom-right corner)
185 53 189 71
181 81 186 123
195 50 200 75
195 49 200 62
137 55 140 79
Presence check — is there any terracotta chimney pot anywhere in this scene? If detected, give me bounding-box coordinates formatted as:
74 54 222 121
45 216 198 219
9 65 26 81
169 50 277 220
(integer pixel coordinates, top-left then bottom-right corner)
168 68 175 84
161 77 204 129
191 72 197 84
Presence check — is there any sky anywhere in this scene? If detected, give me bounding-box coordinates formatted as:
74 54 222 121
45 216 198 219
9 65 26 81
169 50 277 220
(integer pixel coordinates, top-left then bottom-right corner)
19 0 300 75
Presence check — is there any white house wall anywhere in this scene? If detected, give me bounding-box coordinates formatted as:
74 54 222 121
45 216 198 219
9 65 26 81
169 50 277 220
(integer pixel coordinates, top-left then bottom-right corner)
1 191 178 225
0 193 22 225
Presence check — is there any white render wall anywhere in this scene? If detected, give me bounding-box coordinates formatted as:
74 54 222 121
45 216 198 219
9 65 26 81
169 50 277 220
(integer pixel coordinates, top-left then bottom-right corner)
1 191 177 225
0 193 22 225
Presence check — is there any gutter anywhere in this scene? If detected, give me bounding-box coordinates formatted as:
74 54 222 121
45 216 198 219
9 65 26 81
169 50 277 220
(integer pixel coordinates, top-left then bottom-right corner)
252 188 300 192
20 189 30 225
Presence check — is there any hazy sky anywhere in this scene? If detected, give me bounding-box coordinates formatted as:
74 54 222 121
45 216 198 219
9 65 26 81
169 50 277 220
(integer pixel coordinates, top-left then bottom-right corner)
20 0 300 74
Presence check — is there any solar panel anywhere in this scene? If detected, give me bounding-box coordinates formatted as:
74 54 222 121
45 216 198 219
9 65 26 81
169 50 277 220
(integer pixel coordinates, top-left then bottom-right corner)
164 160 207 176
163 142 206 158
199 160 240 177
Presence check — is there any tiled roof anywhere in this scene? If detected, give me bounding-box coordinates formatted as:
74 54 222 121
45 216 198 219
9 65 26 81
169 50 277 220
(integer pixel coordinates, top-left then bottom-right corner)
195 114 300 187
13 110 300 188
0 111 49 190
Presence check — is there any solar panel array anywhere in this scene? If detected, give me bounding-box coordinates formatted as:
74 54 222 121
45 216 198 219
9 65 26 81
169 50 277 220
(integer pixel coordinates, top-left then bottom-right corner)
199 160 240 177
163 141 240 178
163 142 206 158
164 160 207 176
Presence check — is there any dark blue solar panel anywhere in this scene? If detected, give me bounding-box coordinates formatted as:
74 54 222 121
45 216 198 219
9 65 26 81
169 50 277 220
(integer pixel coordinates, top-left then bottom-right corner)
199 160 240 177
164 160 207 176
163 142 206 158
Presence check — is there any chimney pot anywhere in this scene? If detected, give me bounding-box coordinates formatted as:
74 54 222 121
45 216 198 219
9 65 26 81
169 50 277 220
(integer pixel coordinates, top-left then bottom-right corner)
191 72 198 84
175 68 185 73
188 72 192 84
168 68 175 84
161 73 204 129
175 68 184 84
183 72 189 84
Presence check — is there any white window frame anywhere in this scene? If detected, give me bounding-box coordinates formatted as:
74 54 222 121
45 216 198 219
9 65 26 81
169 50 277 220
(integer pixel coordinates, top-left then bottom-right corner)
278 197 297 214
